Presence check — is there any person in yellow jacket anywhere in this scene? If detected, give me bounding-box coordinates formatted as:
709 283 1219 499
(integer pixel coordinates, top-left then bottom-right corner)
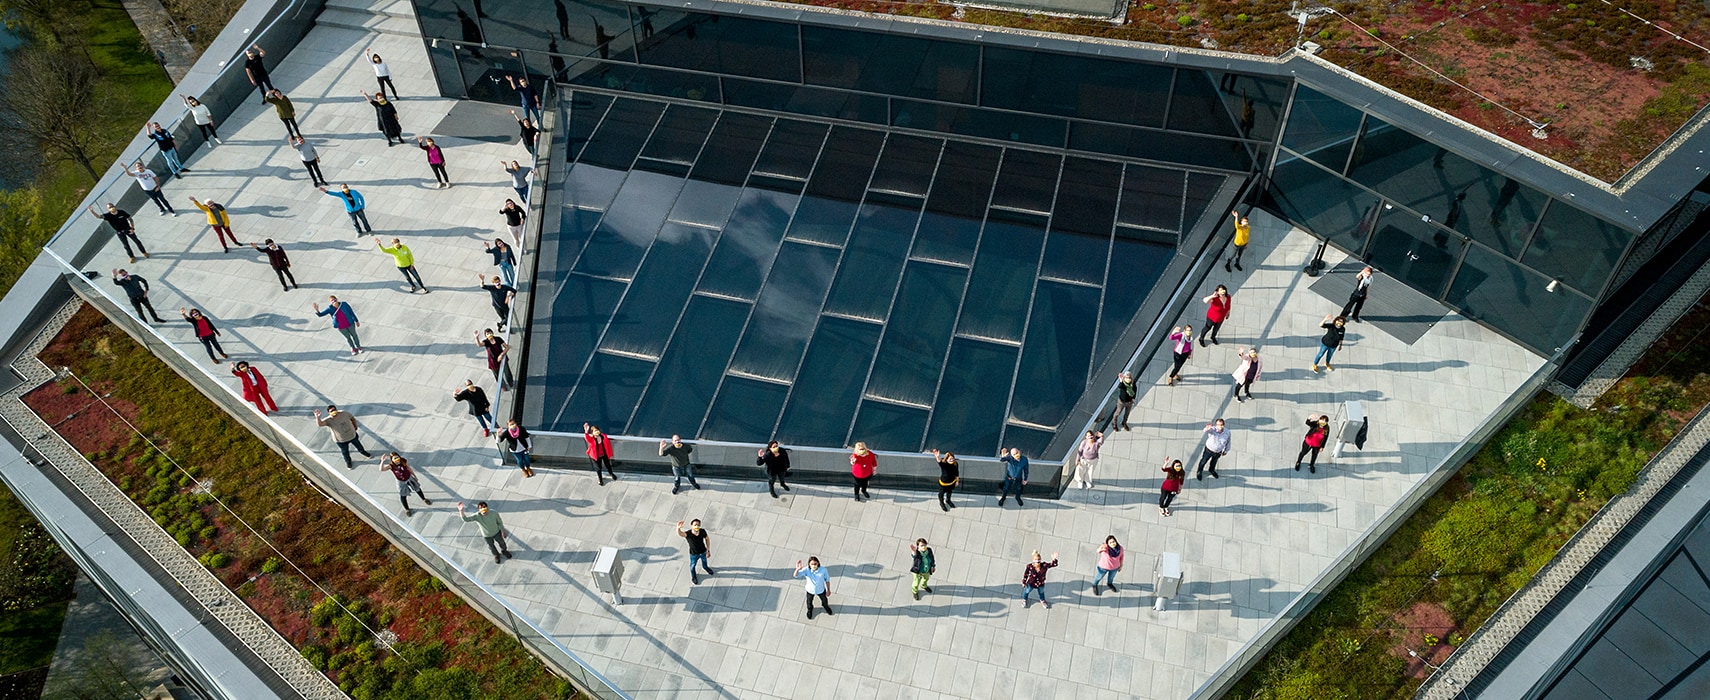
375 237 427 293
1225 209 1251 273
188 196 242 251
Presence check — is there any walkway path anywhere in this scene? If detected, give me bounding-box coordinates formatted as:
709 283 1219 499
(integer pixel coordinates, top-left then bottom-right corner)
120 0 196 83
60 10 1547 699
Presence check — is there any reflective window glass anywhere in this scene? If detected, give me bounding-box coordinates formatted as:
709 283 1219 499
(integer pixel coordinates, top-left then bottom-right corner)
561 352 654 432
801 27 979 103
600 222 718 358
1366 204 1467 299
578 99 663 169
416 0 463 40
980 47 1170 128
638 105 718 165
1183 172 1227 234
427 43 464 98
722 79 891 125
570 63 720 102
1448 245 1592 354
1524 201 1633 295
573 171 685 280
698 188 798 300
452 45 517 102
1212 72 1290 141
690 113 771 185
753 120 828 180
532 274 628 430
729 241 841 381
806 127 887 202
926 338 1019 455
702 376 787 442
851 401 930 454
1067 123 1252 171
1011 281 1101 429
866 262 968 407
870 135 943 199
1281 86 1363 173
824 204 921 320
912 142 999 265
991 150 1063 213
776 317 884 446
1117 164 1186 232
1268 152 1383 254
633 10 802 82
1097 236 1173 362
628 295 751 435
565 92 614 162
958 221 1046 342
1167 69 1241 138
891 100 1067 148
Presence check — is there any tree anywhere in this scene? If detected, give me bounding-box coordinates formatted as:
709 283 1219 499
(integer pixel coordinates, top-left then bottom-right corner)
0 0 67 45
2 47 112 182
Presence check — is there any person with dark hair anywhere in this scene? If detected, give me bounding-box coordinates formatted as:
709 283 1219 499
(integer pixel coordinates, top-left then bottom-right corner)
454 380 494 436
794 557 833 619
290 136 327 186
485 238 516 287
583 423 617 485
497 419 534 477
144 121 184 176
231 361 277 415
314 405 370 468
478 274 515 331
1231 347 1261 402
384 453 431 515
1295 414 1331 474
1342 266 1373 322
459 501 511 563
1200 285 1231 346
242 44 273 103
1071 430 1106 489
1313 314 1348 373
263 90 301 138
1093 536 1124 594
111 269 166 323
499 199 526 246
312 296 362 354
319 184 371 235
1166 325 1193 386
375 237 426 293
677 519 714 584
509 110 538 155
416 136 449 187
181 95 219 144
364 48 399 99
757 441 791 498
1109 372 1137 430
177 294 233 352
88 204 147 263
908 539 935 600
178 308 227 363
477 329 513 390
1159 458 1185 516
363 90 403 146
249 239 297 291
929 449 959 512
999 447 1028 507
1225 210 1251 272
506 76 542 124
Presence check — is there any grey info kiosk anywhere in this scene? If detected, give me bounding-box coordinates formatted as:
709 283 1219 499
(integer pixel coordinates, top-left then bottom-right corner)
593 546 624 605
1154 552 1182 611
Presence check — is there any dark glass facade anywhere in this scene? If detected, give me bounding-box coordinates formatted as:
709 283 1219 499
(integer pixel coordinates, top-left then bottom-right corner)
1267 87 1635 354
525 92 1208 459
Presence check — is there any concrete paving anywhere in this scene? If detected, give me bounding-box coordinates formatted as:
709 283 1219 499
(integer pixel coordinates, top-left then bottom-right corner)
58 6 1546 698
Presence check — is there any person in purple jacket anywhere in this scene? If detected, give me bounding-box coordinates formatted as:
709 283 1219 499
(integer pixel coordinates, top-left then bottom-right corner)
311 295 362 354
1071 430 1106 489
416 136 450 188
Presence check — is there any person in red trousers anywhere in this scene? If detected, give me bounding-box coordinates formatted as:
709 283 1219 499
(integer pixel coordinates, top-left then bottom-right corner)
583 422 617 485
232 361 277 414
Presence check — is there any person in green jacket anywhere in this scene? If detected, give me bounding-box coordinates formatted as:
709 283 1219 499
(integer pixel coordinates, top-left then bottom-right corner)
263 90 301 138
375 237 427 293
458 501 511 563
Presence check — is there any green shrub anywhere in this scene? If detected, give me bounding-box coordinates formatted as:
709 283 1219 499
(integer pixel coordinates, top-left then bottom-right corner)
1177 14 1194 26
261 557 282 574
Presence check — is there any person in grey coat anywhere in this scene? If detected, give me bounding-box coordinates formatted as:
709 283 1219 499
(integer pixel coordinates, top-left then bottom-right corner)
314 405 371 469
658 435 701 494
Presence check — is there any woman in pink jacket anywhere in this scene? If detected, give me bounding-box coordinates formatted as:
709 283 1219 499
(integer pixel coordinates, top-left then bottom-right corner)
1166 325 1193 386
1093 536 1124 595
231 361 276 414
849 442 877 502
583 422 617 485
1231 347 1261 402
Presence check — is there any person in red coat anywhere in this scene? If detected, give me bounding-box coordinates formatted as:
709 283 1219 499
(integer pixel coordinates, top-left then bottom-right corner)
1295 414 1331 474
583 422 617 485
1159 458 1186 517
232 361 277 414
849 442 877 502
1200 284 1232 346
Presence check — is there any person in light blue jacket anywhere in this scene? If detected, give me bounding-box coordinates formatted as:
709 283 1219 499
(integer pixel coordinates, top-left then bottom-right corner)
319 184 371 236
794 557 833 620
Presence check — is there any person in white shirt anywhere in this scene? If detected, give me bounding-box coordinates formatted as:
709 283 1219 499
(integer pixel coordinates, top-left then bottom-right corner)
364 48 399 100
289 135 326 186
128 162 174 215
180 95 219 144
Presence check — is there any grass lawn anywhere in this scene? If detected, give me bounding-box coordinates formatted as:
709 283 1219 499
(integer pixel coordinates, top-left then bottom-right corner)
0 0 175 299
24 306 573 699
1230 299 1710 699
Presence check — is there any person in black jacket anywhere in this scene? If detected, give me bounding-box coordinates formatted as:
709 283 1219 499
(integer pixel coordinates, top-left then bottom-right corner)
178 308 227 363
1108 371 1137 431
89 203 147 262
757 441 791 498
454 379 493 437
363 91 403 146
496 419 534 477
929 449 959 512
249 239 297 291
111 269 165 322
1312 314 1347 373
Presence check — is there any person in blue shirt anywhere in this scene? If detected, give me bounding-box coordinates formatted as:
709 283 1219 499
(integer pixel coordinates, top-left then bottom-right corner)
311 295 362 354
999 447 1029 507
794 557 833 620
144 121 184 176
318 184 371 236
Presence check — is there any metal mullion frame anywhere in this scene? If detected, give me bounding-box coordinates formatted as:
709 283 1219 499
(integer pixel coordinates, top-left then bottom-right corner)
1341 112 1368 177
1088 164 1127 390
619 110 751 430
697 120 834 439
1159 67 1179 132
1263 78 1301 184
995 149 1067 452
545 103 674 425
537 91 620 336
760 129 893 446
1516 197 1552 262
